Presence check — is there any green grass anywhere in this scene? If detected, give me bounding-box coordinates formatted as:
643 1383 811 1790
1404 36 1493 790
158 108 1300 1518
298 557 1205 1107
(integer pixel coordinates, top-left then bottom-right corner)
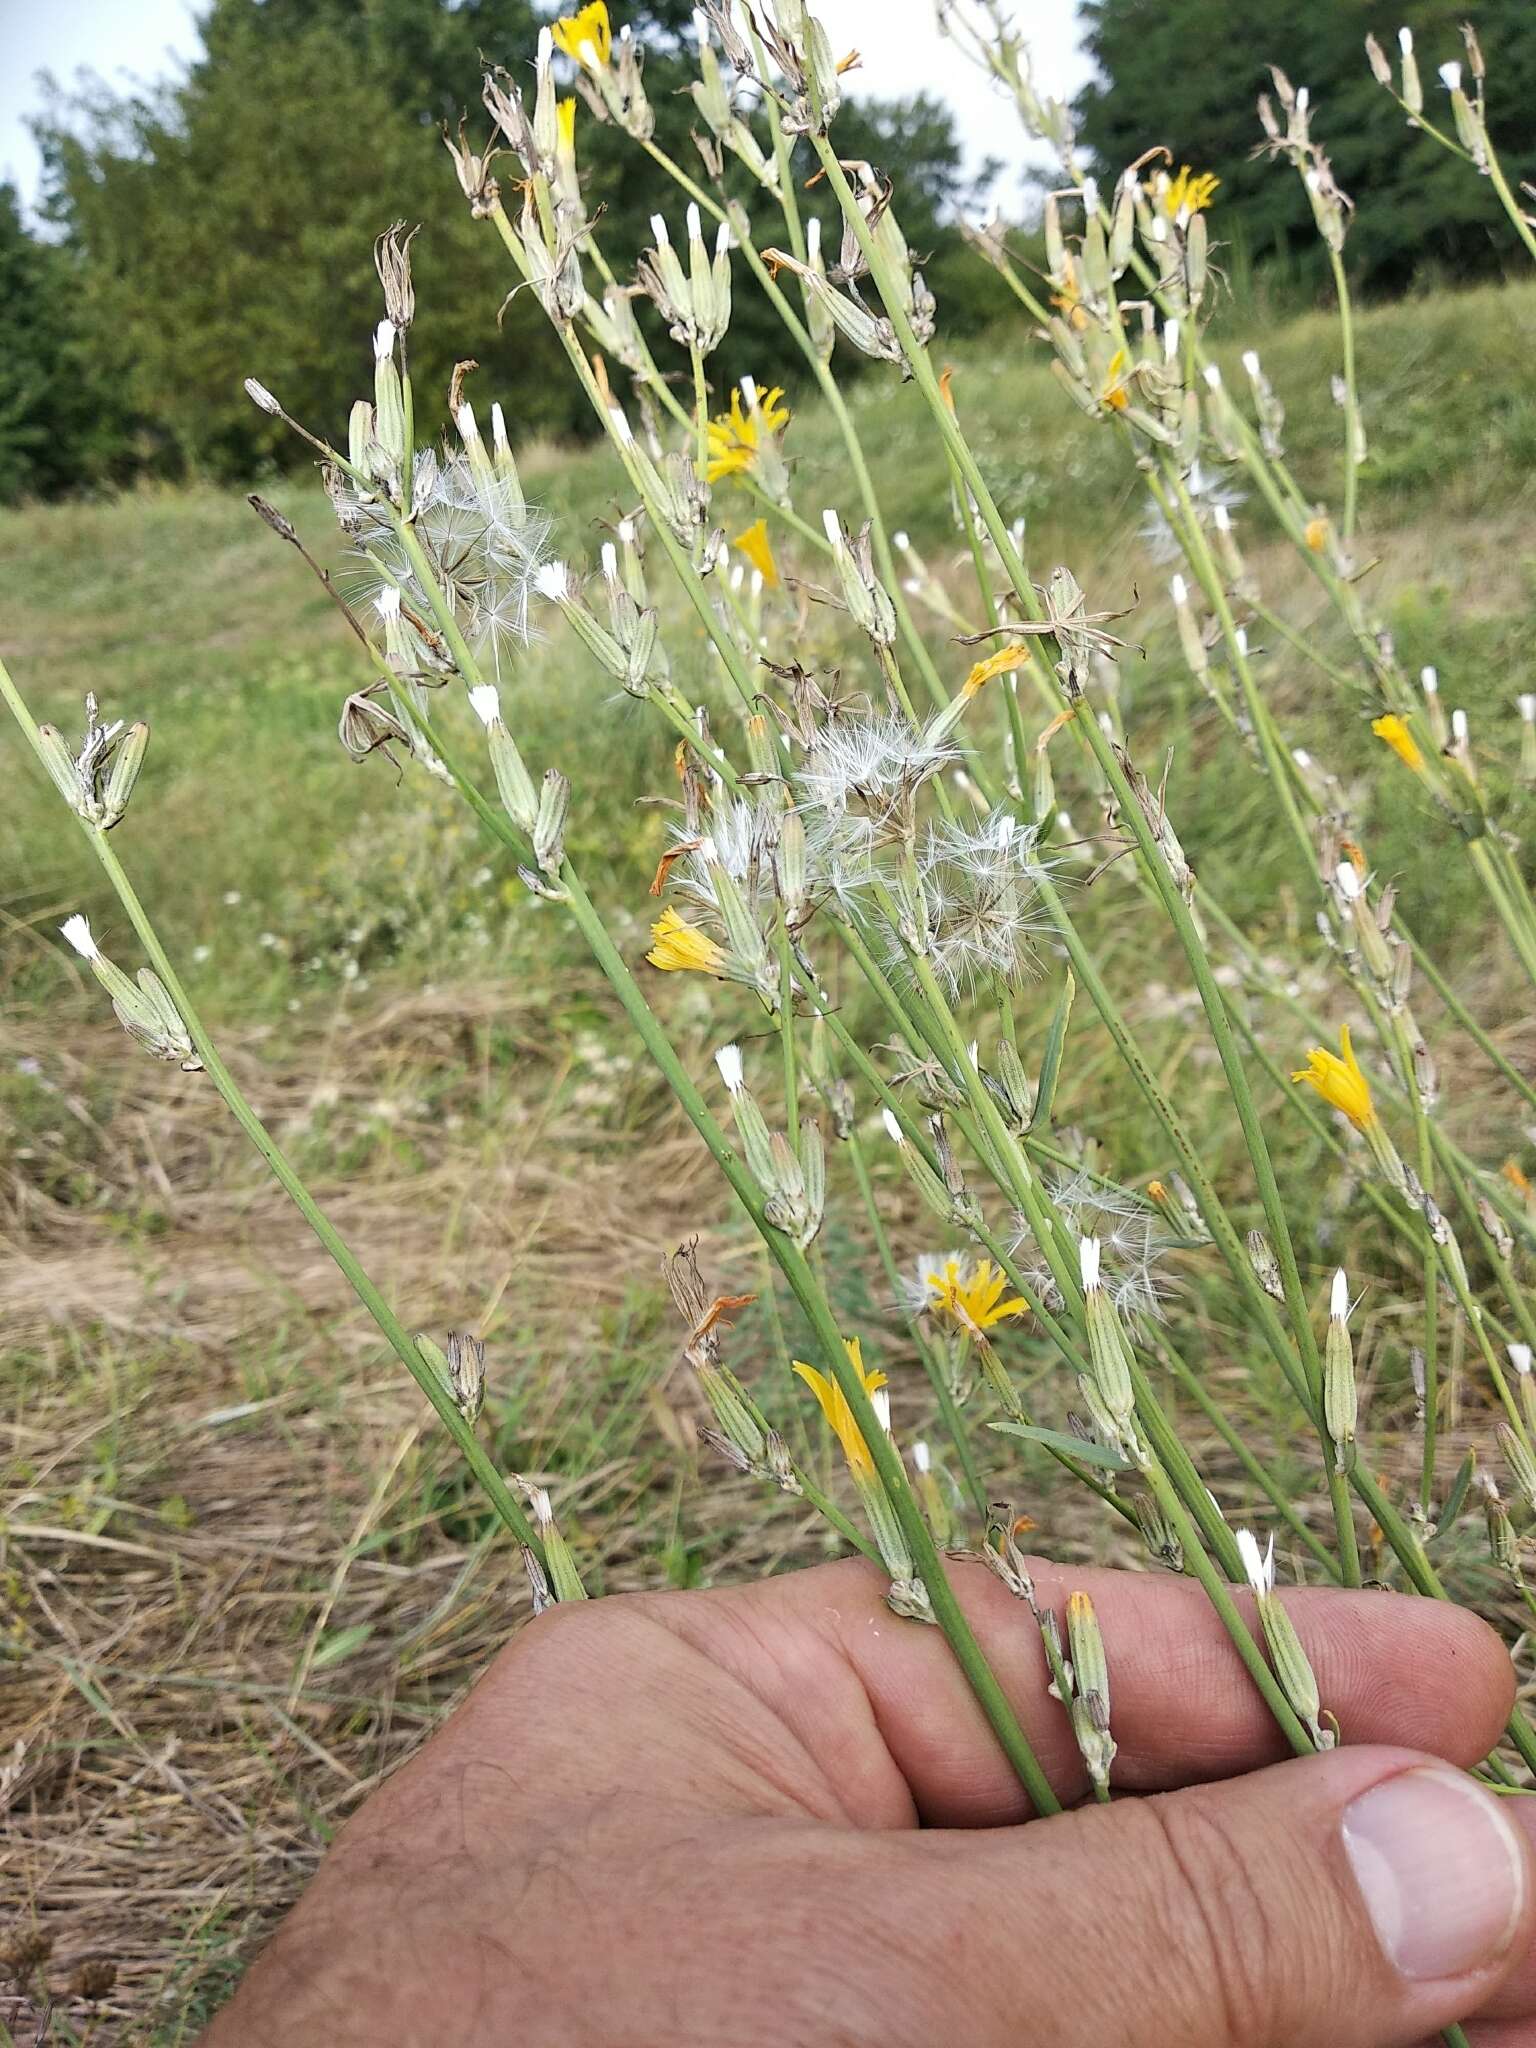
5 273 1536 2035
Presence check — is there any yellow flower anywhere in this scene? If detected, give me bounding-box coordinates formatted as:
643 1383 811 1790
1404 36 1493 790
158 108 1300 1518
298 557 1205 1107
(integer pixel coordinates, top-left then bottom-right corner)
706 383 790 483
552 0 611 66
556 96 578 153
1292 1023 1377 1131
1162 165 1219 218
646 907 724 974
962 641 1032 699
1304 515 1329 552
731 517 779 587
793 1338 887 1480
1371 714 1426 775
1101 347 1131 413
923 1256 1026 1336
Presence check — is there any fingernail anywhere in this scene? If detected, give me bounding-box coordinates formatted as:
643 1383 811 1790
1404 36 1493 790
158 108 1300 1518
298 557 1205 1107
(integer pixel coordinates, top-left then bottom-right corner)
1343 1766 1528 1980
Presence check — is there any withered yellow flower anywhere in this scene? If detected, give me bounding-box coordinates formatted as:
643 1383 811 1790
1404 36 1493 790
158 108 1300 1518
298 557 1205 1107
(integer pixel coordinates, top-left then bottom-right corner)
1162 166 1219 218
1292 1023 1377 1131
552 1 611 66
731 517 779 587
646 907 724 974
706 383 790 483
1304 516 1329 552
962 641 1031 698
1101 347 1131 413
924 1255 1027 1336
1371 714 1426 774
793 1338 887 1480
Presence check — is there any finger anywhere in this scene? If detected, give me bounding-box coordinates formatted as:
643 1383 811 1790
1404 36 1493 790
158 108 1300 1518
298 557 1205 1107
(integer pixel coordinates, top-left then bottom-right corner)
696 1554 1515 1824
877 1748 1534 2048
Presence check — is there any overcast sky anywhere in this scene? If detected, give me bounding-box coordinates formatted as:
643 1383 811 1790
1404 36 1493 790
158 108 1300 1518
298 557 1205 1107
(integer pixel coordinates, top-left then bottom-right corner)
0 0 1089 217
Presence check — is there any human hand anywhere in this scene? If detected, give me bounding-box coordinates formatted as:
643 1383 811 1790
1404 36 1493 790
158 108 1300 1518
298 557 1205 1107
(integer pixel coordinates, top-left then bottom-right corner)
201 1554 1536 2047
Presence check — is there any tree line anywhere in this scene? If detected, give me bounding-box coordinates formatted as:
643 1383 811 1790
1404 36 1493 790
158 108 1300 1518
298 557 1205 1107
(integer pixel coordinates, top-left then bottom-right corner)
2 0 1531 504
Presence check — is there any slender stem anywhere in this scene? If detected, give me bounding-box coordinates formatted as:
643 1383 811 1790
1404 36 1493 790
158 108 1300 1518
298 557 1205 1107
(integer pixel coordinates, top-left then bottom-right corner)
1327 246 1361 543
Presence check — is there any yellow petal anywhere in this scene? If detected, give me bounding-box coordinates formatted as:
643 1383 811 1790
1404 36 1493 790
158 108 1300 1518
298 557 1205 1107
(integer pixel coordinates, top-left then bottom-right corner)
963 641 1031 698
1371 714 1426 774
731 517 779 587
646 907 724 974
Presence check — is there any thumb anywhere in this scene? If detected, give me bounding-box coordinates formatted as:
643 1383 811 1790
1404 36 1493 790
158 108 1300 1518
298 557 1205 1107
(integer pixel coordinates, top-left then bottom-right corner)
896 1747 1534 2048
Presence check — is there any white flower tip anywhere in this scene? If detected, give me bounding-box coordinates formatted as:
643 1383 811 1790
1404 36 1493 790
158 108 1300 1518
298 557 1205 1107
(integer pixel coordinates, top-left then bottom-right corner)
534 560 569 600
821 508 842 546
490 401 509 449
373 318 396 360
1520 695 1536 721
1335 858 1364 900
537 24 553 61
892 529 910 550
1293 748 1312 767
1452 707 1469 740
715 221 731 256
881 1106 905 1145
714 1043 744 1093
1163 317 1180 359
1078 1235 1102 1291
1235 1526 1274 1596
1170 573 1188 606
650 212 670 246
468 683 502 727
1330 1267 1350 1320
608 406 634 445
912 1438 931 1474
1202 362 1223 391
870 1385 892 1432
738 372 758 406
1439 59 1462 90
1398 25 1413 54
1081 176 1100 214
1510 1343 1533 1375
1233 626 1248 655
376 584 402 619
1213 501 1231 531
617 518 635 544
692 6 710 39
1241 348 1262 378
60 914 98 961
686 201 702 241
600 541 619 579
455 398 478 439
1296 85 1310 111
806 215 821 257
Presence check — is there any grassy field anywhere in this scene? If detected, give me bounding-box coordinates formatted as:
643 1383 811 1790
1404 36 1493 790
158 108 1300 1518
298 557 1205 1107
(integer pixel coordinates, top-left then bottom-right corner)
4 273 1536 2038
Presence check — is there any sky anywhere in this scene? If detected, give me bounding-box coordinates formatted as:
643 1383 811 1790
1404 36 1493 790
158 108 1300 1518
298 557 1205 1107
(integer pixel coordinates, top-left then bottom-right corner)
0 0 1089 218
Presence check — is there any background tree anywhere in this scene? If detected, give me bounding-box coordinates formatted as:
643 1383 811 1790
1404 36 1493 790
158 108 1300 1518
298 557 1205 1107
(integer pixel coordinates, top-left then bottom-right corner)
1074 0 1536 296
25 0 1000 497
